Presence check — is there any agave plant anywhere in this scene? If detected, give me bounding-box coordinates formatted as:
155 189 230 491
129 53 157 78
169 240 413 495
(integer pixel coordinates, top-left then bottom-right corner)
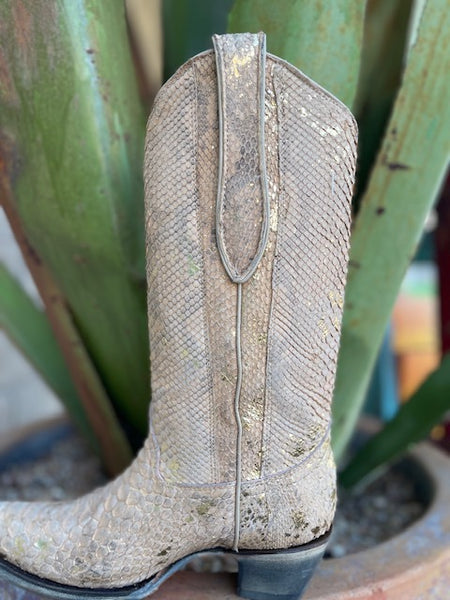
0 0 449 481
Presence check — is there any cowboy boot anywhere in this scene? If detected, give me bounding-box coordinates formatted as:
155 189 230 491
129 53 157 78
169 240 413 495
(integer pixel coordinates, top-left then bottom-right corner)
0 33 357 600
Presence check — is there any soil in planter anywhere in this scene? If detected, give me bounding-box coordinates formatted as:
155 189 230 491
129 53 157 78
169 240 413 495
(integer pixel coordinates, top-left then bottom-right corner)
326 467 425 558
0 430 426 562
0 431 107 501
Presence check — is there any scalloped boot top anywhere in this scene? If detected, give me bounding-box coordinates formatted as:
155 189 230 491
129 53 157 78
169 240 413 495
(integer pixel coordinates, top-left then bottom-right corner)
0 33 357 600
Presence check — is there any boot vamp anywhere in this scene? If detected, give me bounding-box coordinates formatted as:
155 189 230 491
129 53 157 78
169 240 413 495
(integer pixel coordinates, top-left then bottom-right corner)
0 440 235 588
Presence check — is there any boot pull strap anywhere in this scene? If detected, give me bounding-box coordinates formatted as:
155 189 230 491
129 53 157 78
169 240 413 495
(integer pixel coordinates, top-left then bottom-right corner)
212 33 269 284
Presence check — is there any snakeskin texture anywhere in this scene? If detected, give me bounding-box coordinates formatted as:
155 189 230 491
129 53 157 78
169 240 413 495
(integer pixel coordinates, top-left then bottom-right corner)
0 439 235 587
213 33 269 282
0 34 357 589
262 60 357 476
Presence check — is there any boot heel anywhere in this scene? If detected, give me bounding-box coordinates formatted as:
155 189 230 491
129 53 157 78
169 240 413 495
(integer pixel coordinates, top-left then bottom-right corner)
236 535 328 600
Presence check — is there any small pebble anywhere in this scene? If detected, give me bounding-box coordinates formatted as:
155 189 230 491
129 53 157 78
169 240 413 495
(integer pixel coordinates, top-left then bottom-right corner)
328 543 346 558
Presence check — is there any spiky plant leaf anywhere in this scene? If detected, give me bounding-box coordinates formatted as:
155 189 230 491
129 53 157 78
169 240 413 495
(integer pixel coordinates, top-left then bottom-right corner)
0 0 149 434
0 263 99 451
332 0 450 459
340 354 450 487
228 0 366 108
163 0 234 79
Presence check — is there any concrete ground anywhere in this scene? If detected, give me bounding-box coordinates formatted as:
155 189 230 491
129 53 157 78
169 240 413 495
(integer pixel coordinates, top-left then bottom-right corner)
0 210 63 436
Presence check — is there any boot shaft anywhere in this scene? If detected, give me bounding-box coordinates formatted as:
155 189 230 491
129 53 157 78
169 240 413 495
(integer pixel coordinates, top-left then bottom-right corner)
144 34 357 488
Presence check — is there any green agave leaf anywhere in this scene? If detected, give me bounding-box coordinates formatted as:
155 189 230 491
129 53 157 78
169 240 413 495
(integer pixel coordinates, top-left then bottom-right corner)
340 354 450 488
353 0 413 205
228 0 366 108
163 0 234 79
0 200 133 474
0 0 149 433
332 0 450 460
0 263 99 452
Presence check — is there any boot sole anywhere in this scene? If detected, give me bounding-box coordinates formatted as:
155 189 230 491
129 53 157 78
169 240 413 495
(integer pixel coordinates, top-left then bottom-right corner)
0 532 329 600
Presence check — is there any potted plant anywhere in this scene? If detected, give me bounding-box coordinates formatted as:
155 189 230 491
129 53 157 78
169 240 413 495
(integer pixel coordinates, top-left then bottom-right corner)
0 0 449 599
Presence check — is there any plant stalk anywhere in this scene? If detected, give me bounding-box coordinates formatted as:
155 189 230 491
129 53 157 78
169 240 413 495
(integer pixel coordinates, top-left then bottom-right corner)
0 178 132 476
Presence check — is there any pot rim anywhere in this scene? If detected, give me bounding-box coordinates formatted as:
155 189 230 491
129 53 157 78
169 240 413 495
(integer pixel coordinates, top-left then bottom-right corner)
307 442 450 599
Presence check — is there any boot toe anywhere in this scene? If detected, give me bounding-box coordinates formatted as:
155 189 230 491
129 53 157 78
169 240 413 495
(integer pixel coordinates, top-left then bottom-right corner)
0 499 103 585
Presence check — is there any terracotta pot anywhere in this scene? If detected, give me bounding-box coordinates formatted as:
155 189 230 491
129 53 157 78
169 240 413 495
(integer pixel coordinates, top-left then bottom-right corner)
0 420 449 599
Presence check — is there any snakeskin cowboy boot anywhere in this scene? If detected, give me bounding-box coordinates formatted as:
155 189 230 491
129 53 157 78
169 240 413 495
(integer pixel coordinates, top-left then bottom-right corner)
0 33 357 600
